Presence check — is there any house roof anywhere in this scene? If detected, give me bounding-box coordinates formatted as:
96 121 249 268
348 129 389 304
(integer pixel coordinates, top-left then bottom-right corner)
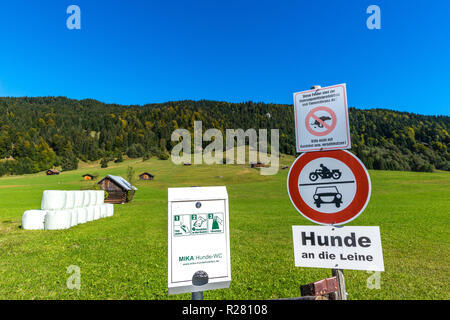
47 169 60 173
139 172 154 176
82 174 94 177
101 175 138 191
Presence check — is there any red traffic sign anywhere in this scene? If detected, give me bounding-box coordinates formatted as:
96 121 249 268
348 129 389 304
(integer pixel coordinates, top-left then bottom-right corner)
287 150 371 225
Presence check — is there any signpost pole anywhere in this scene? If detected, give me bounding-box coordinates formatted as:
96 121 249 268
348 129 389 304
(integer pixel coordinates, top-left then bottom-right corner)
331 223 346 300
331 269 347 300
192 291 204 300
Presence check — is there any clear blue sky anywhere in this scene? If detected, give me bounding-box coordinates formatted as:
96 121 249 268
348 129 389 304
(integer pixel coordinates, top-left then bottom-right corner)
0 0 449 115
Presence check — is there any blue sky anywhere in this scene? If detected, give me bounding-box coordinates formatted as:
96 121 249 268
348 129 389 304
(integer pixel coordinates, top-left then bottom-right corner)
0 0 449 115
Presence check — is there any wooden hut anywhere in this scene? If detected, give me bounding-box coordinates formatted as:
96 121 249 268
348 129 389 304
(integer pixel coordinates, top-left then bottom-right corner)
250 162 265 169
46 169 60 175
97 175 138 204
139 172 154 181
82 174 94 181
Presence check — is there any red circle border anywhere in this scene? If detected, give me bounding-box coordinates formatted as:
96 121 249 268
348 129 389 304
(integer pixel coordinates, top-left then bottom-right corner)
287 150 371 225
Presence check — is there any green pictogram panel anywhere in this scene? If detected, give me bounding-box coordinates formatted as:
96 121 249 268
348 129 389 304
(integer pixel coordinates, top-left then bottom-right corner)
174 213 224 236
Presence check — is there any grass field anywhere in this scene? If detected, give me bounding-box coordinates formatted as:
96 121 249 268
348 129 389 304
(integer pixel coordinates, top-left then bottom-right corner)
0 155 449 300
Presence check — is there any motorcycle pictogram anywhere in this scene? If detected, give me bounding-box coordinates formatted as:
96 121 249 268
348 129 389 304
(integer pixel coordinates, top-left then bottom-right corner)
309 164 342 181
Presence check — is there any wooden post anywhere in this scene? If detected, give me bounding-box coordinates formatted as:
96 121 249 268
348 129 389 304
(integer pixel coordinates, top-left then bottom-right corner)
331 269 347 300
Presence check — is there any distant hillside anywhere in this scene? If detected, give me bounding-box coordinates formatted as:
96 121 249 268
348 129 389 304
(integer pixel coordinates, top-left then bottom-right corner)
0 96 448 175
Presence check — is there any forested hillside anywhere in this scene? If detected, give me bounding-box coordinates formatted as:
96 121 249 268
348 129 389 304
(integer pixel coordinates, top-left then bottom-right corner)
0 96 448 175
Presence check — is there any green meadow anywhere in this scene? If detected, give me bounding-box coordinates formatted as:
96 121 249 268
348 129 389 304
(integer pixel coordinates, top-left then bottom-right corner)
0 155 449 300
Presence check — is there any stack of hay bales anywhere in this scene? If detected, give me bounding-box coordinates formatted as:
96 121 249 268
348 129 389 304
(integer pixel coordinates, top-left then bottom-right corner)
21 190 114 230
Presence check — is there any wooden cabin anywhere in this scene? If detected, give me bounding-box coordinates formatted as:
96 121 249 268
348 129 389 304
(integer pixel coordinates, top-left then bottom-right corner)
82 174 94 181
97 175 138 204
250 162 265 169
46 169 60 175
139 172 154 181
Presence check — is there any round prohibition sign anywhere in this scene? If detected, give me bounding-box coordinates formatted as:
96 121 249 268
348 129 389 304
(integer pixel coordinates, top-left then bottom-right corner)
305 106 337 136
287 150 371 225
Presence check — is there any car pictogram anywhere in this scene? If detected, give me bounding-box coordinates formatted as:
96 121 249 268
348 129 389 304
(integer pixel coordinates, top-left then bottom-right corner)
313 186 343 208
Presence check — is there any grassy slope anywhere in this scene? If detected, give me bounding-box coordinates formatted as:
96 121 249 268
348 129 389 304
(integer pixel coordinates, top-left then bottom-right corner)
0 156 448 300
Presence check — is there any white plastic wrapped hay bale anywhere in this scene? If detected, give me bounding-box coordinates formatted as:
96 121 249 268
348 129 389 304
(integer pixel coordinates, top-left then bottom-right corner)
93 206 101 220
77 208 87 224
22 210 47 230
45 210 71 230
70 209 78 227
65 191 75 209
96 190 105 205
105 203 114 217
74 191 84 208
89 190 97 206
41 190 67 210
83 191 91 207
86 207 94 222
100 205 107 218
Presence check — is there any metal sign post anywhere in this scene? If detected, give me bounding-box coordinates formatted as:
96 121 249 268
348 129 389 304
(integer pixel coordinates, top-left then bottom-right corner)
331 224 346 300
331 269 346 300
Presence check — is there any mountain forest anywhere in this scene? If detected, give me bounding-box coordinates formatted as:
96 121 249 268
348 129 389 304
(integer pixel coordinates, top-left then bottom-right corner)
0 96 448 176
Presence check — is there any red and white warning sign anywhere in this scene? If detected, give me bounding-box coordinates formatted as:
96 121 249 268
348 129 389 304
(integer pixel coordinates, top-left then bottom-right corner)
293 84 351 153
287 150 371 225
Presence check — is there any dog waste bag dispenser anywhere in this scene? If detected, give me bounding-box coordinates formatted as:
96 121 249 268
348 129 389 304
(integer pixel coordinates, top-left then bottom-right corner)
168 186 231 294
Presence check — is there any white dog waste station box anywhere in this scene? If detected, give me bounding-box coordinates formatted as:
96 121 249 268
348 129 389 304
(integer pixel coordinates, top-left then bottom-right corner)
168 186 231 294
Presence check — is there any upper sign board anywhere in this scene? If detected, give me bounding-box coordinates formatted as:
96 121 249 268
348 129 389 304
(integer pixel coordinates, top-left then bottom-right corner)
292 225 384 271
287 150 371 225
168 186 231 294
293 84 351 153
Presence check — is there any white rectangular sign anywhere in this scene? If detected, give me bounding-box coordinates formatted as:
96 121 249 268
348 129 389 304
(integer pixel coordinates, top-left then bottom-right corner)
168 186 231 294
292 226 384 271
293 83 351 152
